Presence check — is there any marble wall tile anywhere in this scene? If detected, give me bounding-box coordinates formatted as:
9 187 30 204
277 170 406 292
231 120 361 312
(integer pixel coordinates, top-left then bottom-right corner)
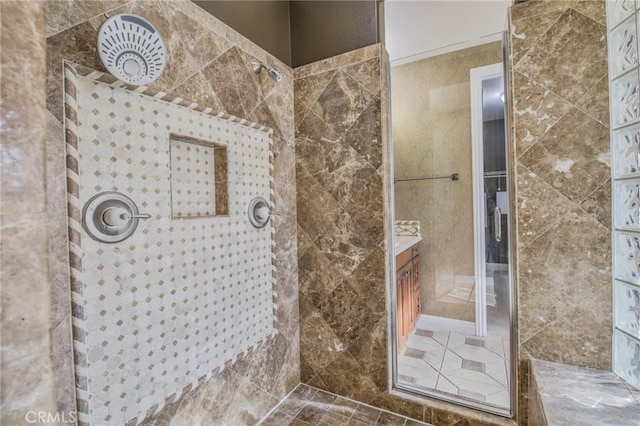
45 0 131 38
523 286 612 369
510 10 563 66
512 71 573 154
312 71 374 137
508 0 612 422
294 70 336 127
515 163 584 247
315 351 382 403
510 0 574 21
295 44 388 412
580 179 612 229
44 0 299 423
519 211 611 342
514 8 607 105
1 1 57 424
518 107 610 204
295 44 513 426
576 75 611 128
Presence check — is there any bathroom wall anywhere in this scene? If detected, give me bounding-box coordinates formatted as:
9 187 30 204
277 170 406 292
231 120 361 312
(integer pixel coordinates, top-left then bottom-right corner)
507 0 610 422
193 1 292 66
290 1 380 67
45 1 299 423
392 41 503 322
1 2 57 424
295 44 387 402
294 45 510 426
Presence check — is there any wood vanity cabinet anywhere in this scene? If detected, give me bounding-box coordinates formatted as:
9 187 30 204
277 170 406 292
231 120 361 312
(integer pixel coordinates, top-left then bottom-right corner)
396 244 421 351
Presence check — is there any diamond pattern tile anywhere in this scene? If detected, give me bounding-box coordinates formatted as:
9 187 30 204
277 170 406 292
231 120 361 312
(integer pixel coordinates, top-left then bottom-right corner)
398 326 510 409
71 74 275 424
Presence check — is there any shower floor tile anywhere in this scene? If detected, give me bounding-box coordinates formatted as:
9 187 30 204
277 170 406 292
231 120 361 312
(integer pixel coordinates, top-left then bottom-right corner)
397 325 510 410
257 384 433 426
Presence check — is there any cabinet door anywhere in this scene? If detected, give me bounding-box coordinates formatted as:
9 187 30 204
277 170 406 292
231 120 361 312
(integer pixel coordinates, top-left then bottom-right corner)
408 267 415 331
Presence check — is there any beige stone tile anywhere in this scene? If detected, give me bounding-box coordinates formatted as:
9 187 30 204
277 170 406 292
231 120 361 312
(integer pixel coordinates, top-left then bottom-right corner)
575 74 610 127
316 351 382 403
300 312 345 373
369 392 428 423
294 70 336 128
510 0 574 21
1 213 51 363
512 71 573 154
518 211 611 341
312 71 374 137
580 179 611 229
519 108 610 204
522 286 612 370
511 11 563 66
515 9 607 104
570 0 606 26
343 57 382 96
515 163 583 248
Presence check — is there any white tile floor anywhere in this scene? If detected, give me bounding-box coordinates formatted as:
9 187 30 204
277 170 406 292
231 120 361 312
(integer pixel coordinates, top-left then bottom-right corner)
398 323 510 409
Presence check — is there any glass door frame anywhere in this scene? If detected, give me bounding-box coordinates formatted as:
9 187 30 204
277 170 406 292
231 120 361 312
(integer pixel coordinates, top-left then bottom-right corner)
388 33 518 419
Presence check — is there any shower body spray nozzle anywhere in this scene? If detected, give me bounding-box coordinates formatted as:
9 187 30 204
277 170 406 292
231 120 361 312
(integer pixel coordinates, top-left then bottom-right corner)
251 59 284 82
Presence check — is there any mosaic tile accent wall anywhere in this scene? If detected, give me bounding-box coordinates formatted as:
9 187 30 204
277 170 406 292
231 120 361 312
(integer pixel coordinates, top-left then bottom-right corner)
607 0 640 390
507 0 611 422
65 64 275 424
169 137 226 218
45 1 299 424
0 2 57 424
395 221 420 237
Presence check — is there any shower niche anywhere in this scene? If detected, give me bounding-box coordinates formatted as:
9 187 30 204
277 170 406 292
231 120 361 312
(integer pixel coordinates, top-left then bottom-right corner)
169 135 229 218
63 62 276 425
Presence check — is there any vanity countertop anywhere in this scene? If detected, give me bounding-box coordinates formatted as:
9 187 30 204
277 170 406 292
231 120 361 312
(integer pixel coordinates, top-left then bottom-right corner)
394 235 422 256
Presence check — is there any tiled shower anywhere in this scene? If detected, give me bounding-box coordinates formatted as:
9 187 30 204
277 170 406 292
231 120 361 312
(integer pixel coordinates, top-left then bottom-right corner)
41 1 300 424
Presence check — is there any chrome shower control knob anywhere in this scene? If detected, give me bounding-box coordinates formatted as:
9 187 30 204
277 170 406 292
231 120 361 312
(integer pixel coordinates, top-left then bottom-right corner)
248 197 272 228
102 207 132 227
255 206 271 220
82 192 150 243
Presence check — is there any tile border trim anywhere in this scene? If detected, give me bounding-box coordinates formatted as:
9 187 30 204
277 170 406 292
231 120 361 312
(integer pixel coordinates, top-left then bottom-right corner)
62 61 279 425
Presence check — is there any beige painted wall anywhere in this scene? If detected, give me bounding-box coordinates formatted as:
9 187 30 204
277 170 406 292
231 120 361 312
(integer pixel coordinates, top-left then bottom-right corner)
391 41 502 322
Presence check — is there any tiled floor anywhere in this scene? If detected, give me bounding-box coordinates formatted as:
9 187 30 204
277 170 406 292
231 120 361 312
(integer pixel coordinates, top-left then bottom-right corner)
257 384 432 426
397 321 510 409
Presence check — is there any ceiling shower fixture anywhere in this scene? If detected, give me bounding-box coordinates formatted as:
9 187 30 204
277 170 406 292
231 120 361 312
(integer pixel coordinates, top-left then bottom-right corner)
97 14 167 86
251 59 284 82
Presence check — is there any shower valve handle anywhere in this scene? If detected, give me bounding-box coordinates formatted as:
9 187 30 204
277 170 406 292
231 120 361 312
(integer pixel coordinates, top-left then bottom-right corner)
131 213 151 219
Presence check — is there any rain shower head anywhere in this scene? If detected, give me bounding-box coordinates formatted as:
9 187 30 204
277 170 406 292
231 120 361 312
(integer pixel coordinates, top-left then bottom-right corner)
251 59 284 82
97 14 167 86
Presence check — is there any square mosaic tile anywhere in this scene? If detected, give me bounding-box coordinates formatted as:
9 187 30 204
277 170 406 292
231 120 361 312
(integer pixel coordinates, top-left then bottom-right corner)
169 137 219 218
64 64 275 425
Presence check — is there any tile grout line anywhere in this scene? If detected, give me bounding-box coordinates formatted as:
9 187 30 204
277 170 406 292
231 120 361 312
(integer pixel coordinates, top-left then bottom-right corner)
254 383 304 425
301 384 431 425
